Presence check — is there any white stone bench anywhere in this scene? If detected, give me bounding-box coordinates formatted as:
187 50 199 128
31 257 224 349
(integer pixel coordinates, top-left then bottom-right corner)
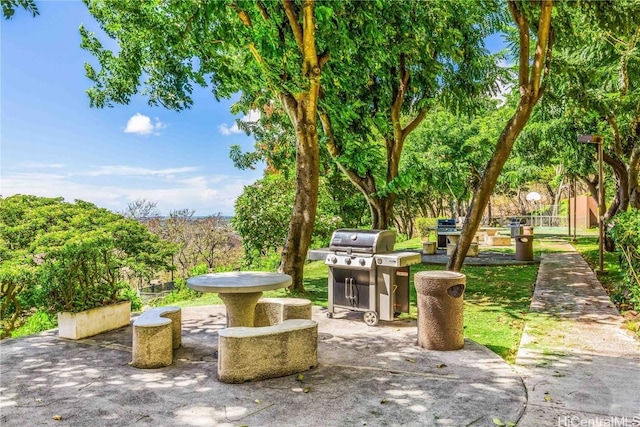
217 319 318 383
488 235 511 246
422 241 436 255
253 297 312 327
131 306 181 369
447 243 479 257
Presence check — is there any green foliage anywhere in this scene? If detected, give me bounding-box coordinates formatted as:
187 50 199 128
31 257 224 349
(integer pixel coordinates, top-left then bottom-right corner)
121 286 143 312
415 218 438 240
10 310 56 339
152 278 200 307
0 195 176 337
1 0 38 19
232 173 354 268
190 263 210 276
232 174 294 268
0 258 36 338
609 209 640 309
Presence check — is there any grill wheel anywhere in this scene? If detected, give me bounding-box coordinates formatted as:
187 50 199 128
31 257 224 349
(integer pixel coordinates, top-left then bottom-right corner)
363 311 379 326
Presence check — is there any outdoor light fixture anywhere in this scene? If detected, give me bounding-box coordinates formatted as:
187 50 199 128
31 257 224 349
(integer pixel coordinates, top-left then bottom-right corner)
577 134 605 274
526 191 542 227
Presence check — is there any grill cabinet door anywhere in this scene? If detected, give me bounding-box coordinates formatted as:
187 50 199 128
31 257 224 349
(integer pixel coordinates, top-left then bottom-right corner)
330 268 372 309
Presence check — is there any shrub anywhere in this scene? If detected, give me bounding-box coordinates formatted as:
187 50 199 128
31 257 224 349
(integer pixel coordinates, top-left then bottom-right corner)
153 278 200 306
11 310 57 338
608 209 640 310
0 260 36 338
0 195 176 334
415 217 438 241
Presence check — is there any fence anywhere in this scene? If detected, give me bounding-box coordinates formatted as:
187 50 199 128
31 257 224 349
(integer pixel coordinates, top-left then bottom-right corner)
139 281 175 301
488 215 596 230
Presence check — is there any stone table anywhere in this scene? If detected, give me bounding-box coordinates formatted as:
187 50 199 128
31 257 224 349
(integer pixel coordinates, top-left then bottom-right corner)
187 272 292 327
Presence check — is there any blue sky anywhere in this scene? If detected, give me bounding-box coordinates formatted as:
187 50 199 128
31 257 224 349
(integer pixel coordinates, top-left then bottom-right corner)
2 3 508 217
1 2 263 216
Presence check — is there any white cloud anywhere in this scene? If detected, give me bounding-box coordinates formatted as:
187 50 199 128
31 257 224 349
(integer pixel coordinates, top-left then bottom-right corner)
0 169 254 216
218 109 261 136
19 162 68 169
79 165 200 177
219 123 241 135
243 109 260 123
124 113 166 135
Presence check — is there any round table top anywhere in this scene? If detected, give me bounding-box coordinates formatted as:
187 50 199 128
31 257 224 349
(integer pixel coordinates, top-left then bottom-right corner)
186 271 292 293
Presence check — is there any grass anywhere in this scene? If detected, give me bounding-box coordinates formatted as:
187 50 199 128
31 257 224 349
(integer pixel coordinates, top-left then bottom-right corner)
410 262 537 363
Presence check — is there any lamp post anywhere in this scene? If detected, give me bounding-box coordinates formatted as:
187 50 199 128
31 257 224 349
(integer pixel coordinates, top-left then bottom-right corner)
578 134 605 273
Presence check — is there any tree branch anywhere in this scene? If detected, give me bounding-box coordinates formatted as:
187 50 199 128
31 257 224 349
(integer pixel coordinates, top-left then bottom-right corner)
283 0 304 54
256 1 270 22
231 4 252 28
401 108 427 141
391 54 408 140
508 1 530 91
606 114 623 156
319 111 377 199
537 24 554 102
530 0 553 98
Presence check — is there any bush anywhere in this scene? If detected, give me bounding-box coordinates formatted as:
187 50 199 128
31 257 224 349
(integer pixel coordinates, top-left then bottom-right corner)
121 286 143 312
415 217 438 241
11 310 57 338
0 195 176 337
153 278 200 306
609 209 640 310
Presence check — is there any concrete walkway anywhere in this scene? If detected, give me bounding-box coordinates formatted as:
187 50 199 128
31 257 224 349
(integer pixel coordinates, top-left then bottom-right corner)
0 306 526 426
515 241 640 426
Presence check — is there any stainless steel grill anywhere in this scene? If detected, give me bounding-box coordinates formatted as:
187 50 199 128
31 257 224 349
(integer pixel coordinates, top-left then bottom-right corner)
436 219 457 249
308 229 421 326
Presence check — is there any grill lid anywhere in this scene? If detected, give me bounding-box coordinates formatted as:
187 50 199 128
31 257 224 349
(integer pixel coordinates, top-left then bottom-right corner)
329 229 396 254
436 219 456 228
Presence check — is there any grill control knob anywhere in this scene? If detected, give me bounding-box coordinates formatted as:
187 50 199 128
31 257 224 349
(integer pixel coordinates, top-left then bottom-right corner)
376 258 383 265
359 258 366 266
331 256 337 264
345 258 352 265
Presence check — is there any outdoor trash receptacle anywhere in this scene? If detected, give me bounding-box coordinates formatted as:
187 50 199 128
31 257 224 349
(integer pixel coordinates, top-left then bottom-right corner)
515 235 534 261
509 222 523 237
414 271 465 351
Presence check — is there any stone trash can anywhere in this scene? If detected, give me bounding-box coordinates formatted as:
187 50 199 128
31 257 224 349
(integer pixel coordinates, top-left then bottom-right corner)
414 271 466 351
522 226 534 235
515 235 534 261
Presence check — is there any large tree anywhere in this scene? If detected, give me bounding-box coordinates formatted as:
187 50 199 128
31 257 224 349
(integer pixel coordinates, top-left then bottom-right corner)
317 0 505 229
449 0 640 270
548 5 640 216
448 0 555 271
80 0 349 291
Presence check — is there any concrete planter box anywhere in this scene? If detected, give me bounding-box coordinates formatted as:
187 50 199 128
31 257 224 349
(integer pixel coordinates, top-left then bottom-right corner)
58 300 131 340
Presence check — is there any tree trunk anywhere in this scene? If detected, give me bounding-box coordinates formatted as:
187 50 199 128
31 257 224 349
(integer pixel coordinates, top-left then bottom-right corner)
277 0 322 293
447 0 553 272
369 195 396 229
629 143 640 209
603 152 629 220
279 114 319 291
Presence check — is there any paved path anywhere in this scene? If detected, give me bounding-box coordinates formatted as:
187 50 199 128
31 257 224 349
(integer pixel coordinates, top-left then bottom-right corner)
515 241 640 426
